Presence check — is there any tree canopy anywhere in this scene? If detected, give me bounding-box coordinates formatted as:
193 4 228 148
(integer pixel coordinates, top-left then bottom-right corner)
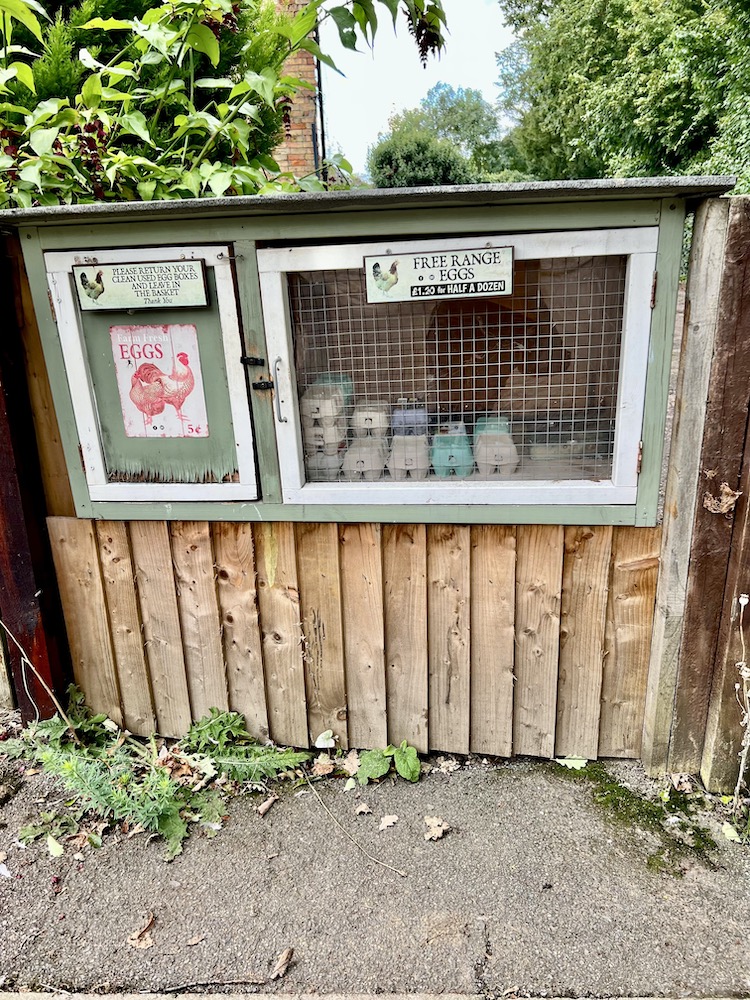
496 0 749 189
0 0 449 206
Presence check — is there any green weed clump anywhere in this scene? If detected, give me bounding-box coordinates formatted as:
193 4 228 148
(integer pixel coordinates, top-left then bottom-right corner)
2 690 311 857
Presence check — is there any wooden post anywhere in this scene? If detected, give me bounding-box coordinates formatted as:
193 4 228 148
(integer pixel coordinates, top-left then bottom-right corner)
0 241 68 719
642 198 730 774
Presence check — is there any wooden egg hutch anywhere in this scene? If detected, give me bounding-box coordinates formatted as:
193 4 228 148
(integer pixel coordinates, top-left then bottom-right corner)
1 179 738 777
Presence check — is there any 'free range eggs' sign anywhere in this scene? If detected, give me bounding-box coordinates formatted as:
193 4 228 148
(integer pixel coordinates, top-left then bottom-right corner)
364 245 513 303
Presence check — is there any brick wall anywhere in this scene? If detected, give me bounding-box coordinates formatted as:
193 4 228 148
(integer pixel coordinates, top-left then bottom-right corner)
274 0 321 176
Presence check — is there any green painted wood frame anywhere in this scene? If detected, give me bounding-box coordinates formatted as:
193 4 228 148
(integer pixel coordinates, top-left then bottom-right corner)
18 196 685 526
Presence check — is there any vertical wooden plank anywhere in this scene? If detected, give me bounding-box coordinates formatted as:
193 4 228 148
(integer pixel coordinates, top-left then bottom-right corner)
599 526 660 757
253 522 308 747
702 440 750 790
665 200 750 772
643 198 730 775
47 517 122 725
95 521 155 736
129 521 191 737
383 524 428 753
555 525 613 759
513 525 564 758
339 524 387 749
170 522 228 721
212 523 269 741
296 522 348 748
427 524 470 754
0 639 13 709
470 526 516 757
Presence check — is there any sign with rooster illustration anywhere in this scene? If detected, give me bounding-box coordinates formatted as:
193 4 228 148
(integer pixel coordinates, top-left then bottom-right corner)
110 324 209 438
363 246 513 303
73 260 208 311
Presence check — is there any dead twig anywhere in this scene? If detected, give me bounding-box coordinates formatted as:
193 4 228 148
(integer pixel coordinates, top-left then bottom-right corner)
270 946 294 980
257 792 279 817
304 775 408 878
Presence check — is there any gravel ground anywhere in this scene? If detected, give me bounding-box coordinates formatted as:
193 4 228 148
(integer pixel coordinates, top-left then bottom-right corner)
1 755 749 997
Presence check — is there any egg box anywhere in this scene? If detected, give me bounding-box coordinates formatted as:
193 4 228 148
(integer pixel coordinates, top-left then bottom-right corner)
430 430 474 478
300 385 345 424
387 435 430 481
302 418 347 456
305 450 344 481
313 373 354 411
341 439 388 481
351 401 390 438
391 402 430 437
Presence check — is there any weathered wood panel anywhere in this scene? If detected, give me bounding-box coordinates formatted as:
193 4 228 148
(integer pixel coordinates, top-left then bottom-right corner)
470 526 516 756
296 522 348 748
171 521 228 720
212 522 269 741
556 526 612 759
339 523 387 749
383 524 428 753
47 517 122 725
129 521 192 736
514 525 564 758
253 522 308 747
427 525 470 754
599 526 660 757
667 200 750 772
643 199 730 775
95 521 155 735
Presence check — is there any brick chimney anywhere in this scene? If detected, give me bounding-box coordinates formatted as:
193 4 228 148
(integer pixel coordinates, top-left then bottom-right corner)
274 0 324 176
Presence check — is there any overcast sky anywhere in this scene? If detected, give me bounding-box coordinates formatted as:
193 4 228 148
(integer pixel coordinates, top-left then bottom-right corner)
319 0 516 176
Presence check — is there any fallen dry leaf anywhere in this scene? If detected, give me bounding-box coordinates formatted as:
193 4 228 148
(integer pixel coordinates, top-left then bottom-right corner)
424 816 450 841
128 912 155 950
378 814 398 831
670 772 693 793
338 750 360 776
187 934 206 946
355 803 372 816
434 756 460 775
257 793 279 818
270 946 294 980
312 753 335 777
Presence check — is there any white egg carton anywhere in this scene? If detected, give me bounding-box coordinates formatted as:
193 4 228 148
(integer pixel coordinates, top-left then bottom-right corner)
300 385 345 425
306 450 343 482
351 401 390 438
302 418 347 456
387 435 430 481
341 439 388 481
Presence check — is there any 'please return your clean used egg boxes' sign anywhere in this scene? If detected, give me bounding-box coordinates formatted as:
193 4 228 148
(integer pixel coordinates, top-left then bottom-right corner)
72 260 208 311
364 246 513 303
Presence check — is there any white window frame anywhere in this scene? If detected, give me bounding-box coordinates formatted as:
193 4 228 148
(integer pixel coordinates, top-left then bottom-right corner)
258 229 658 507
44 245 258 502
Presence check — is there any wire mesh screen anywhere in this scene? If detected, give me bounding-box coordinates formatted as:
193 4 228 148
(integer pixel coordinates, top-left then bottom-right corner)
287 255 626 484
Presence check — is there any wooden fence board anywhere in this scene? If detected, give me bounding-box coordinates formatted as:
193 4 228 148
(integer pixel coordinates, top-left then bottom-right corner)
427 525 471 753
129 521 191 736
212 523 269 741
253 522 308 747
170 521 228 720
514 525 564 758
556 526 612 759
95 521 155 735
470 526 516 757
339 523 387 749
643 199 730 775
296 522 348 748
599 526 660 757
47 517 122 725
383 524 428 753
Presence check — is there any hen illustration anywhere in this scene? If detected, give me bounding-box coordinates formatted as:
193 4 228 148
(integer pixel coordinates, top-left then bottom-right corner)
80 270 105 300
372 260 398 293
129 351 195 427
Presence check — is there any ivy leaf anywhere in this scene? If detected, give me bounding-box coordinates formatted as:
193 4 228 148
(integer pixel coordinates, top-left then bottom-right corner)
184 23 220 68
386 741 420 782
46 834 64 857
314 729 336 749
80 73 103 110
28 127 58 156
241 68 277 106
357 748 391 785
137 179 157 201
119 111 152 145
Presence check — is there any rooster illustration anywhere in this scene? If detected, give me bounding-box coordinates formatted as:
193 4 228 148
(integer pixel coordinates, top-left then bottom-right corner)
129 351 195 429
372 260 399 293
80 270 105 301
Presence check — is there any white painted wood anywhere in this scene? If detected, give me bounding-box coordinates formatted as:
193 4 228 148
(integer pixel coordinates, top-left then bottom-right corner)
256 228 659 273
258 228 658 508
44 245 258 504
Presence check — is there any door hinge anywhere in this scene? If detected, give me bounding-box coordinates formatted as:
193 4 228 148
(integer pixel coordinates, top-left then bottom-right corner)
252 379 274 390
650 271 658 309
241 355 265 367
636 440 643 475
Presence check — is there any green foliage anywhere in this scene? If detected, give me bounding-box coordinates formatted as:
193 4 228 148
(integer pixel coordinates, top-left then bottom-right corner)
183 706 251 752
356 741 421 784
497 0 749 189
0 0 448 207
368 129 474 188
357 747 392 784
386 740 420 782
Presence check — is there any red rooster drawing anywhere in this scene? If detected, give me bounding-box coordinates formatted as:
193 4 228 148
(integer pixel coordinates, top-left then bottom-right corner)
129 351 195 430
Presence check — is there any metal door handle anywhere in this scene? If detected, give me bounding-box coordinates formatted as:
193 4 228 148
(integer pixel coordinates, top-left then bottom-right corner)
273 357 288 423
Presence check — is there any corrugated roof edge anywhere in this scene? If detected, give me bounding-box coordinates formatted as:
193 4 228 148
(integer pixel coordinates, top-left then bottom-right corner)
0 176 736 227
